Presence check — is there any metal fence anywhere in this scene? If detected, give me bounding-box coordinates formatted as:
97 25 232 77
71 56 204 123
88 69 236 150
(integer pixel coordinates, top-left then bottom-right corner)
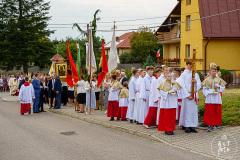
222 73 240 88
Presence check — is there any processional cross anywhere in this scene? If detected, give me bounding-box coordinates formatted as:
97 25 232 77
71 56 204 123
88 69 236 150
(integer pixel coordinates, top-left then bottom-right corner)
184 49 204 97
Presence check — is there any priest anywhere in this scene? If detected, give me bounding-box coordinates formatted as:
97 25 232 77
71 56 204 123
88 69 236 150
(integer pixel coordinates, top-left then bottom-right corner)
178 61 201 133
18 77 35 115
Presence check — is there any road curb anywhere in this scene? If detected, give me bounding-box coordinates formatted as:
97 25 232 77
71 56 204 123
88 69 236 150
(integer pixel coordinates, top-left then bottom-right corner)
46 107 216 159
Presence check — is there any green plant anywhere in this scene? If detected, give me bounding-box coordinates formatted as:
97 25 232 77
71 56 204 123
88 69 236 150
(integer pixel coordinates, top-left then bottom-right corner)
220 69 231 76
125 69 132 80
143 55 156 68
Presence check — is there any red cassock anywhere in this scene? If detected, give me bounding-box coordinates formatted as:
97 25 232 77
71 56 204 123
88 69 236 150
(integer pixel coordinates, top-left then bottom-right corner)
158 108 176 132
20 103 31 114
107 101 119 117
203 104 222 125
144 107 158 126
117 107 128 120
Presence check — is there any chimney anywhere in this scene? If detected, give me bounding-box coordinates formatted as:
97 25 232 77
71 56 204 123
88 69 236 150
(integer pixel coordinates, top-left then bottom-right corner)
116 37 120 41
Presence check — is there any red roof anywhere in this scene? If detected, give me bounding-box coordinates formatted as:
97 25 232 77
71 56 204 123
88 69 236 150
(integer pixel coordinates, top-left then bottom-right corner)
99 32 134 50
199 0 240 38
50 54 65 61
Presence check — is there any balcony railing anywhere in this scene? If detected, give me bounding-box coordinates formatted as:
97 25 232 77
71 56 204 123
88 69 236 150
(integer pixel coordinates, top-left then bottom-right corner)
157 32 180 43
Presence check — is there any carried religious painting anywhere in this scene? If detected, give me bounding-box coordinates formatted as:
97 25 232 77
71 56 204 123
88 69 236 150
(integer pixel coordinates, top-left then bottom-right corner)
55 62 67 82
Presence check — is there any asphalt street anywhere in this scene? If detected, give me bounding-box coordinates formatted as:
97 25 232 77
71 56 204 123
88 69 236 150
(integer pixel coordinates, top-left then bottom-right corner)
0 97 214 160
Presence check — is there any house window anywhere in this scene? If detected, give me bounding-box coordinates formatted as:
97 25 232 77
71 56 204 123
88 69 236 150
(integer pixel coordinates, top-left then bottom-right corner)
186 45 190 58
186 15 191 30
186 0 191 5
176 46 180 58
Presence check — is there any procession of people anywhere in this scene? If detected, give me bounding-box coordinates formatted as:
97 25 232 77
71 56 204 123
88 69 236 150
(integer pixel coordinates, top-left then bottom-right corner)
0 62 227 135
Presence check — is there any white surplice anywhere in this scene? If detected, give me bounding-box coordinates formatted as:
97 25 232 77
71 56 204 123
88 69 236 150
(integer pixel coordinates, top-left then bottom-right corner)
178 69 201 127
202 86 225 104
126 76 137 120
139 74 154 123
133 77 143 122
19 84 35 104
157 74 166 125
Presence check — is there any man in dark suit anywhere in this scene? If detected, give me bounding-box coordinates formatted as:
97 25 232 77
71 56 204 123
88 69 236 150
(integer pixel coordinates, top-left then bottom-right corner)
32 74 43 113
48 74 56 109
39 76 46 112
120 72 128 85
53 74 62 109
19 78 25 89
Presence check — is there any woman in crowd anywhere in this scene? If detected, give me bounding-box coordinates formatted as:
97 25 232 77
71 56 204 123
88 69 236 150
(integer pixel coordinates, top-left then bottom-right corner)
93 74 100 110
103 74 111 112
2 75 8 92
85 75 96 115
74 75 86 113
67 84 74 107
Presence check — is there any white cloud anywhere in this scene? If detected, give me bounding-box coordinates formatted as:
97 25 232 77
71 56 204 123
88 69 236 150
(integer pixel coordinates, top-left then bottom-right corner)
46 0 178 42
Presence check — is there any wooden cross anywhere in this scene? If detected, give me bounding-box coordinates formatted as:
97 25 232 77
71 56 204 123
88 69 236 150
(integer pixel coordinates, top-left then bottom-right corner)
184 49 204 97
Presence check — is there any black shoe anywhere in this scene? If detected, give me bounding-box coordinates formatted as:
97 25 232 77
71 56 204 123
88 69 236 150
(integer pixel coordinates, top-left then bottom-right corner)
135 121 138 124
185 127 191 133
28 108 31 114
189 127 198 133
94 108 100 110
116 118 120 121
129 120 133 123
165 132 174 135
182 127 186 130
136 122 143 125
109 117 114 121
121 119 127 121
21 113 24 115
41 110 46 112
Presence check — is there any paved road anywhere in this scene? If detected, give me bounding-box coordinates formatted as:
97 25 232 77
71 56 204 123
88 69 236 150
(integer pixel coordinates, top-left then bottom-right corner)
0 98 213 160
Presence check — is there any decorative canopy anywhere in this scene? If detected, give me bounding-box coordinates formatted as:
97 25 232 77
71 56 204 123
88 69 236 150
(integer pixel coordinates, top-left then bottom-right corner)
50 54 65 62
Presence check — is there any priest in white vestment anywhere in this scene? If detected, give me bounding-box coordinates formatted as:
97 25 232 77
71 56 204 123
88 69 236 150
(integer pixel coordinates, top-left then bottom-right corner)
178 62 201 133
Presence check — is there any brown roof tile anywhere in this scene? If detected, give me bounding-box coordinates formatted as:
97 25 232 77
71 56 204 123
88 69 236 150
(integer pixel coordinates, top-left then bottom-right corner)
199 0 240 38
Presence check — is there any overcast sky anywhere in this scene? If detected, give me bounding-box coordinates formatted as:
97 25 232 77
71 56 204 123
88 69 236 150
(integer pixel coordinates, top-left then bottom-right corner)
47 0 178 42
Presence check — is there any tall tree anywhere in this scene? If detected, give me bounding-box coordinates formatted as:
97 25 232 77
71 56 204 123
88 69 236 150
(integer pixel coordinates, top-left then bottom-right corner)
0 0 54 73
72 9 102 68
130 27 162 64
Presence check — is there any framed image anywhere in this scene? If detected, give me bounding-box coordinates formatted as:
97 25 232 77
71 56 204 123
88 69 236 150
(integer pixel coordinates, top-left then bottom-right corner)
55 62 67 82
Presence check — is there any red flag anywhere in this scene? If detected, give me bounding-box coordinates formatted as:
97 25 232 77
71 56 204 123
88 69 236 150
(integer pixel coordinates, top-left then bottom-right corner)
66 42 79 87
156 49 160 57
97 40 108 88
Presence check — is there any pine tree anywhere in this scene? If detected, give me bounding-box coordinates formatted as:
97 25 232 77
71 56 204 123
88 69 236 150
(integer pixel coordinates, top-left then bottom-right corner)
0 0 54 73
143 55 156 68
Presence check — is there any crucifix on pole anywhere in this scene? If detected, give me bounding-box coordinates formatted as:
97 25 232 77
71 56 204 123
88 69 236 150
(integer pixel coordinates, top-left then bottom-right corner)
184 49 204 97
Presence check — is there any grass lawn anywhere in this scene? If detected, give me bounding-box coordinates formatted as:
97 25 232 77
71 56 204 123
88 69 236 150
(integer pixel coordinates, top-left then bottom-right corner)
198 88 240 126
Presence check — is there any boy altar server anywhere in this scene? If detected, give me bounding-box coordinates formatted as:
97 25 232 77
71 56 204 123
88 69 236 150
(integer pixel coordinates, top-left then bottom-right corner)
134 69 146 124
144 68 162 128
139 66 154 124
118 82 129 121
158 72 186 135
126 69 139 123
202 63 227 132
179 61 201 133
107 74 123 121
19 77 35 115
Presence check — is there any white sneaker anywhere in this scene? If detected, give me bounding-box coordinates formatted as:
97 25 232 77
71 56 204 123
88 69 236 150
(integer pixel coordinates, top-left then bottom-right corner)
144 125 149 129
206 126 211 132
213 126 221 130
105 110 107 114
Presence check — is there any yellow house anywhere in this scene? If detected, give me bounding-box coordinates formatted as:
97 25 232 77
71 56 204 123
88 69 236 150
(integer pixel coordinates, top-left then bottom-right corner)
155 0 240 75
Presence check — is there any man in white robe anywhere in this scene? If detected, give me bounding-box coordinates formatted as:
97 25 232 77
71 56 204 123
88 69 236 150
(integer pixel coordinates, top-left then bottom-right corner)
139 66 154 124
8 75 15 95
19 77 35 115
179 62 201 133
126 69 139 123
144 68 162 128
134 70 146 124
